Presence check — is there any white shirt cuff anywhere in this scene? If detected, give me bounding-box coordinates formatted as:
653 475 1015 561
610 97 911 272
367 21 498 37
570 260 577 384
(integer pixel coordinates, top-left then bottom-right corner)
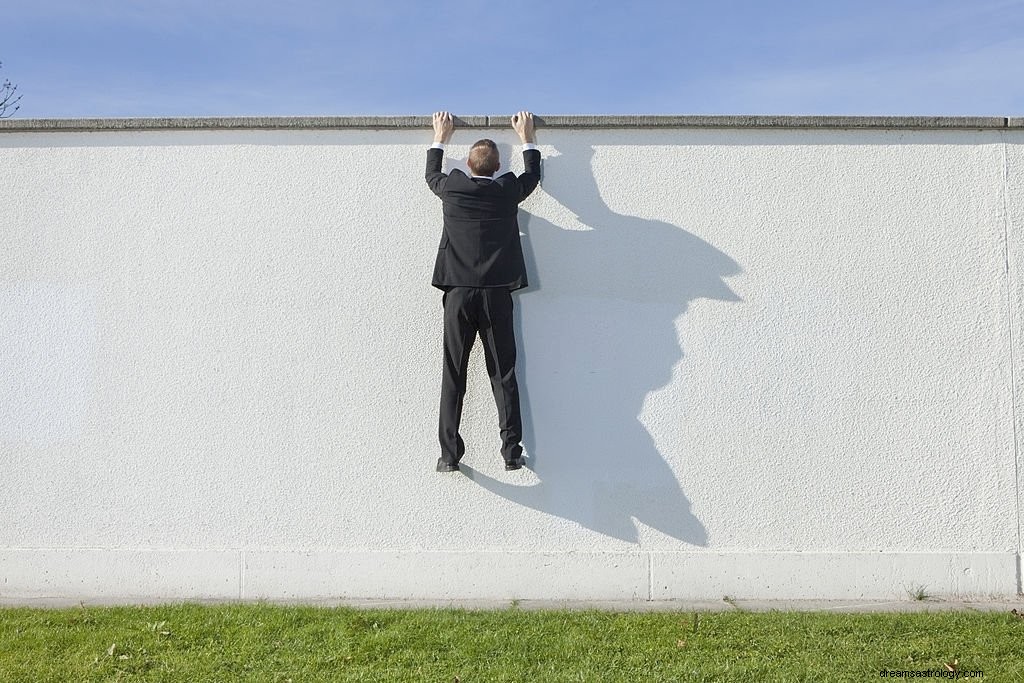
430 142 445 150
523 142 538 151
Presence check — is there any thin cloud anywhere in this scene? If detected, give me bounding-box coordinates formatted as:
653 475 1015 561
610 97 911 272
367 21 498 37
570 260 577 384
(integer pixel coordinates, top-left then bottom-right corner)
695 36 1024 115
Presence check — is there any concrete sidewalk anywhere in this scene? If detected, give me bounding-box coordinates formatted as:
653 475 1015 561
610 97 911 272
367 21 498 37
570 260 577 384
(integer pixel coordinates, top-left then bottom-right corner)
4 596 1024 613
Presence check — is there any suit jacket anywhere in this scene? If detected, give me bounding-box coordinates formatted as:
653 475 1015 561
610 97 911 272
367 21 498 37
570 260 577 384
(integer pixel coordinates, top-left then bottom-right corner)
426 146 541 291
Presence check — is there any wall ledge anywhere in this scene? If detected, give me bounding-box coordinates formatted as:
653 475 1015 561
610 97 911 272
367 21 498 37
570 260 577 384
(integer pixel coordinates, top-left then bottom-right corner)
0 114 1016 133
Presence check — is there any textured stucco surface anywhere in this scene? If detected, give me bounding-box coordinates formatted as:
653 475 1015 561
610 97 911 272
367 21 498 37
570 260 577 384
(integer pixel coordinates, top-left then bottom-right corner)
1007 134 1024 562
1 125 1022 600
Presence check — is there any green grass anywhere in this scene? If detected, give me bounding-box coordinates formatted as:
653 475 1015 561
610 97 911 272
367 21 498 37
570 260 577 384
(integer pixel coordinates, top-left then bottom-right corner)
1 603 1022 681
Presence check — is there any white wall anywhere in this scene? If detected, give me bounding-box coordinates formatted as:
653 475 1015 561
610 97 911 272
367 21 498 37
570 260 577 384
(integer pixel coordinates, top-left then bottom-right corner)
1 123 1022 601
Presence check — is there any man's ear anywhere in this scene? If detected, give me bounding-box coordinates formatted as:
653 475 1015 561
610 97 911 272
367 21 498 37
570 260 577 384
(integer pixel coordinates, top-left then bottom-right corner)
496 162 501 173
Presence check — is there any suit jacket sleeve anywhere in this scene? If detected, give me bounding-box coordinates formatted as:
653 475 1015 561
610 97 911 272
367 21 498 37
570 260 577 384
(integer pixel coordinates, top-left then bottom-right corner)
517 149 541 203
425 147 447 198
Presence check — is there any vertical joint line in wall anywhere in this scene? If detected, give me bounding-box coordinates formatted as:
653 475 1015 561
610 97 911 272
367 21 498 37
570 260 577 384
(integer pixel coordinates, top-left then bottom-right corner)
1001 134 1022 564
239 550 245 600
648 554 653 601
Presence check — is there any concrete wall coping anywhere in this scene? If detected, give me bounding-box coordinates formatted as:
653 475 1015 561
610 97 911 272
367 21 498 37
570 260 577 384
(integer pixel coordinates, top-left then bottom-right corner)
0 114 1018 132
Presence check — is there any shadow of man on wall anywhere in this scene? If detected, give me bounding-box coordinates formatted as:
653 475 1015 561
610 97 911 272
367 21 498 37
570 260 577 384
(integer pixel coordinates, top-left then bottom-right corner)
467 137 742 545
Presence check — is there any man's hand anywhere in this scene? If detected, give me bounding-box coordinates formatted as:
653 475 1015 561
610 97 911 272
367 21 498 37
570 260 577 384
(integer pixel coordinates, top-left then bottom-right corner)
433 111 454 144
511 111 536 144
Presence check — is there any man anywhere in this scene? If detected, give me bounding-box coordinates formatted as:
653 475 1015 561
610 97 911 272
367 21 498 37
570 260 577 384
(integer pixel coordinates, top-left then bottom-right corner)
426 110 541 473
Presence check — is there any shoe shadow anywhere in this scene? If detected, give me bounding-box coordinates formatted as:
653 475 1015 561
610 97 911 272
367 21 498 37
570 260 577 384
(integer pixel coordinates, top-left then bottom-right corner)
469 137 743 545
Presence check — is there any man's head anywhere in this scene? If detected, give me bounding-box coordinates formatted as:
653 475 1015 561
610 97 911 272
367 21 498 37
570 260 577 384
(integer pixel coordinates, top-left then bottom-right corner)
467 138 500 177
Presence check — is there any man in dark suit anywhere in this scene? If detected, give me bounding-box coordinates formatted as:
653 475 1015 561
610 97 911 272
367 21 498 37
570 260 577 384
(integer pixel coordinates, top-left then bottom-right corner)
426 110 541 473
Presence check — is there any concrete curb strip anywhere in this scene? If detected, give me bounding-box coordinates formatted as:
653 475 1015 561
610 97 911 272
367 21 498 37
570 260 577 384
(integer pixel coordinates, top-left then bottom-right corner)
3 596 1024 612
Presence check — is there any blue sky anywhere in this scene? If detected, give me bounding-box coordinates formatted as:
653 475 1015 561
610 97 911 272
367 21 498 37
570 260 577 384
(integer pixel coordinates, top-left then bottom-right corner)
3 0 1023 118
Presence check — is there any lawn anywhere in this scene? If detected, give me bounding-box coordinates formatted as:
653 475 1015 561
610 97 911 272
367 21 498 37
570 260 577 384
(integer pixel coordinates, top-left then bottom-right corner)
1 602 1020 681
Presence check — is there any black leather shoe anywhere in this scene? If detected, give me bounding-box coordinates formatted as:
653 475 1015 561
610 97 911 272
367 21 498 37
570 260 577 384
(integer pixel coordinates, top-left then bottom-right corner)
504 457 525 471
436 458 460 472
